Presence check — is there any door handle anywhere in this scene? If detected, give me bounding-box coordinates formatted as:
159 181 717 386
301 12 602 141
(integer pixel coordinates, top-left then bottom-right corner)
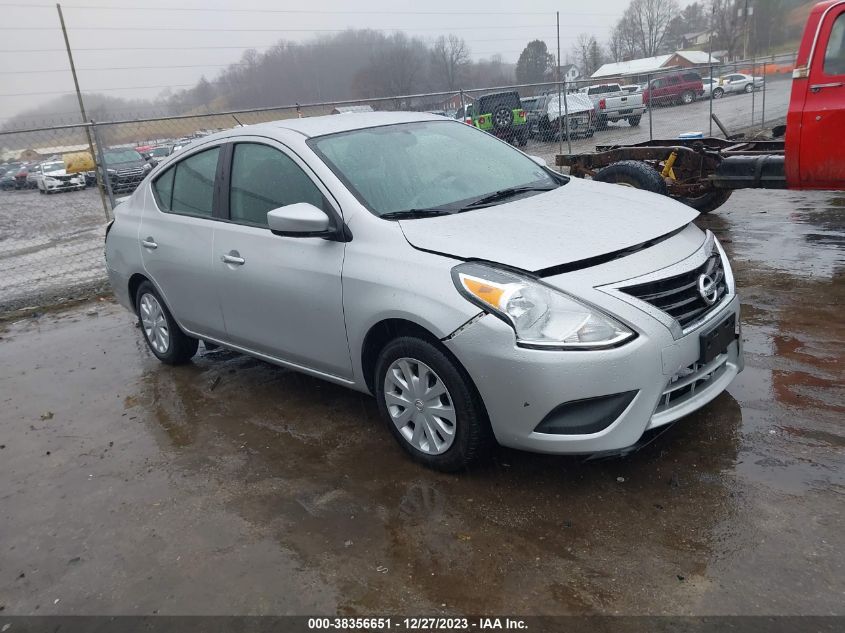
810 82 843 92
141 237 157 249
221 251 245 265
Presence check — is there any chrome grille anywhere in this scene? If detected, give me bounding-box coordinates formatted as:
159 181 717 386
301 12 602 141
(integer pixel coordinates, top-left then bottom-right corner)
621 250 727 329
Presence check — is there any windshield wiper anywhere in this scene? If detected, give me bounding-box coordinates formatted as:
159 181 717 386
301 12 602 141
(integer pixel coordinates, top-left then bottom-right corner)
460 185 558 210
380 208 455 220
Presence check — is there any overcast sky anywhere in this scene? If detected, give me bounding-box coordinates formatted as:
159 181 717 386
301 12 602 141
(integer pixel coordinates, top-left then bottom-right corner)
1 0 656 121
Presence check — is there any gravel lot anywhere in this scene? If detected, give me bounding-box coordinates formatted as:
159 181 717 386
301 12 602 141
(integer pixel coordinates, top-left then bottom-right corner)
0 186 842 616
0 79 792 313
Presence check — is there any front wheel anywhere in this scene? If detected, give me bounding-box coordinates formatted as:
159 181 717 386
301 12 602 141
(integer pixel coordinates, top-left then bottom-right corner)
135 281 198 365
713 88 724 99
744 83 754 94
681 91 695 105
375 336 492 472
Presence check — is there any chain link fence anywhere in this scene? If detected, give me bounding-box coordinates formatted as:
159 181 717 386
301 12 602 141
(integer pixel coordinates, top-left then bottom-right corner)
0 56 795 314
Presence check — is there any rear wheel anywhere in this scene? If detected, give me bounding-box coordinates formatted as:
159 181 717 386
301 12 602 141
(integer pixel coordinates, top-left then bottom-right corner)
135 281 198 365
675 189 733 214
628 115 641 127
375 336 492 472
593 160 668 195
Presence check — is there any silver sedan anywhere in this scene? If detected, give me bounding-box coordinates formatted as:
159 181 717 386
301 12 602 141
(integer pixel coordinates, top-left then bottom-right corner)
105 112 743 471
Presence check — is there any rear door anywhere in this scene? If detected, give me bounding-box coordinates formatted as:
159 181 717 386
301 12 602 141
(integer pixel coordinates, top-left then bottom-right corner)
139 144 227 338
799 4 845 188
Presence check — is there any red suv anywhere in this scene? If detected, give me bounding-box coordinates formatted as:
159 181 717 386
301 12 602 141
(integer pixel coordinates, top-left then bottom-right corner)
642 71 705 106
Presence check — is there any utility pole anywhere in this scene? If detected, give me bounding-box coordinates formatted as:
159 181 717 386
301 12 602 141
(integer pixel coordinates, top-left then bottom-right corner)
57 3 110 220
741 0 753 61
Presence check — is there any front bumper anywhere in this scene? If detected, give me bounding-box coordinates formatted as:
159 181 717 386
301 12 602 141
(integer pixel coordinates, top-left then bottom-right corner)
444 294 742 455
43 177 84 191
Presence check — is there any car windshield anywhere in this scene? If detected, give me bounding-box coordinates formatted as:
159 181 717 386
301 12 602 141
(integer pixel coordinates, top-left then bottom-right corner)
150 147 170 157
42 161 64 172
309 121 560 217
104 149 143 164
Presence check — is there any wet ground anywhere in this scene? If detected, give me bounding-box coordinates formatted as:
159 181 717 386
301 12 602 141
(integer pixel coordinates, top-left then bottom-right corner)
0 186 842 616
0 80 790 314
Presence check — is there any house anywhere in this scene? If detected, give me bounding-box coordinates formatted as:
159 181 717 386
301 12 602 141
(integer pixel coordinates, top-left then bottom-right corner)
591 50 721 82
441 93 474 111
557 64 581 82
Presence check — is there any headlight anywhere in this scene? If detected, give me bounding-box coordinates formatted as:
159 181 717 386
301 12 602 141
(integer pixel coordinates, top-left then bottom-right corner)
143 163 152 171
452 262 635 349
107 168 116 175
44 177 57 183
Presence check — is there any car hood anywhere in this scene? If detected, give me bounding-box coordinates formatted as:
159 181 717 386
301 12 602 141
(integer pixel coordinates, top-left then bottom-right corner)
398 177 698 272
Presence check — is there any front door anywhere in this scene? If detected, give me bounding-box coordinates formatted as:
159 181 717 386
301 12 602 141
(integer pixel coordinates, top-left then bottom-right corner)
799 6 845 189
213 140 351 379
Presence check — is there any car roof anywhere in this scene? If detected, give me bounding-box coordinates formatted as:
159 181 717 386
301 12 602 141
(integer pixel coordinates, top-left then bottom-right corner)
229 111 445 140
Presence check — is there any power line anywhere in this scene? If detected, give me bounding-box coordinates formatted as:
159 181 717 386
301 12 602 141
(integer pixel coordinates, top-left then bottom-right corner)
0 84 195 97
0 3 618 16
0 25 561 32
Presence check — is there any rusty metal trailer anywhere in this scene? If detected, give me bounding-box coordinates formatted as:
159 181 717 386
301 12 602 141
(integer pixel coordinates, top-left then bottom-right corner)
556 136 787 213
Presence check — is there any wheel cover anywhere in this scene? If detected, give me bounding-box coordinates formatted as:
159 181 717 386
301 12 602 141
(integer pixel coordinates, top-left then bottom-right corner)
383 358 456 455
493 107 512 128
139 293 170 354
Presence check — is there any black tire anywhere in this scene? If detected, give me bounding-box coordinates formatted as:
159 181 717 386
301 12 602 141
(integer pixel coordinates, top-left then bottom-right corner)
597 115 608 130
39 188 45 195
744 83 754 94
675 189 733 214
593 160 668 195
713 88 724 99
585 129 595 138
517 128 528 147
491 104 514 131
628 115 641 127
375 336 493 472
135 281 198 365
681 90 695 105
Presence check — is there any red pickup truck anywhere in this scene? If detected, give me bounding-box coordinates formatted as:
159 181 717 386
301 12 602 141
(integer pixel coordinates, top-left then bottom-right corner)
557 0 845 212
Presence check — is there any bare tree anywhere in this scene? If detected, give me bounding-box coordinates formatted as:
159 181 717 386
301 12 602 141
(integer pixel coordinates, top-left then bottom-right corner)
622 0 680 57
572 33 606 77
430 35 470 91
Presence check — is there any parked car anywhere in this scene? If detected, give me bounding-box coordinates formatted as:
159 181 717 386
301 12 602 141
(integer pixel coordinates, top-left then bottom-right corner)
105 112 742 471
578 83 645 128
701 77 718 99
13 164 31 189
146 145 174 166
26 162 43 189
0 162 22 190
641 71 705 106
717 73 765 96
467 91 529 146
36 159 86 194
529 92 596 141
102 148 153 193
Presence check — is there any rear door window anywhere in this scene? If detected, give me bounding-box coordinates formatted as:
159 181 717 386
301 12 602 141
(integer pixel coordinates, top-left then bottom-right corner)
154 147 220 217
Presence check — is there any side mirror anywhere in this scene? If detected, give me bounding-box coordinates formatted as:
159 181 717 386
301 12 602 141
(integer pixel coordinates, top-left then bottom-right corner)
267 203 331 237
528 155 548 168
